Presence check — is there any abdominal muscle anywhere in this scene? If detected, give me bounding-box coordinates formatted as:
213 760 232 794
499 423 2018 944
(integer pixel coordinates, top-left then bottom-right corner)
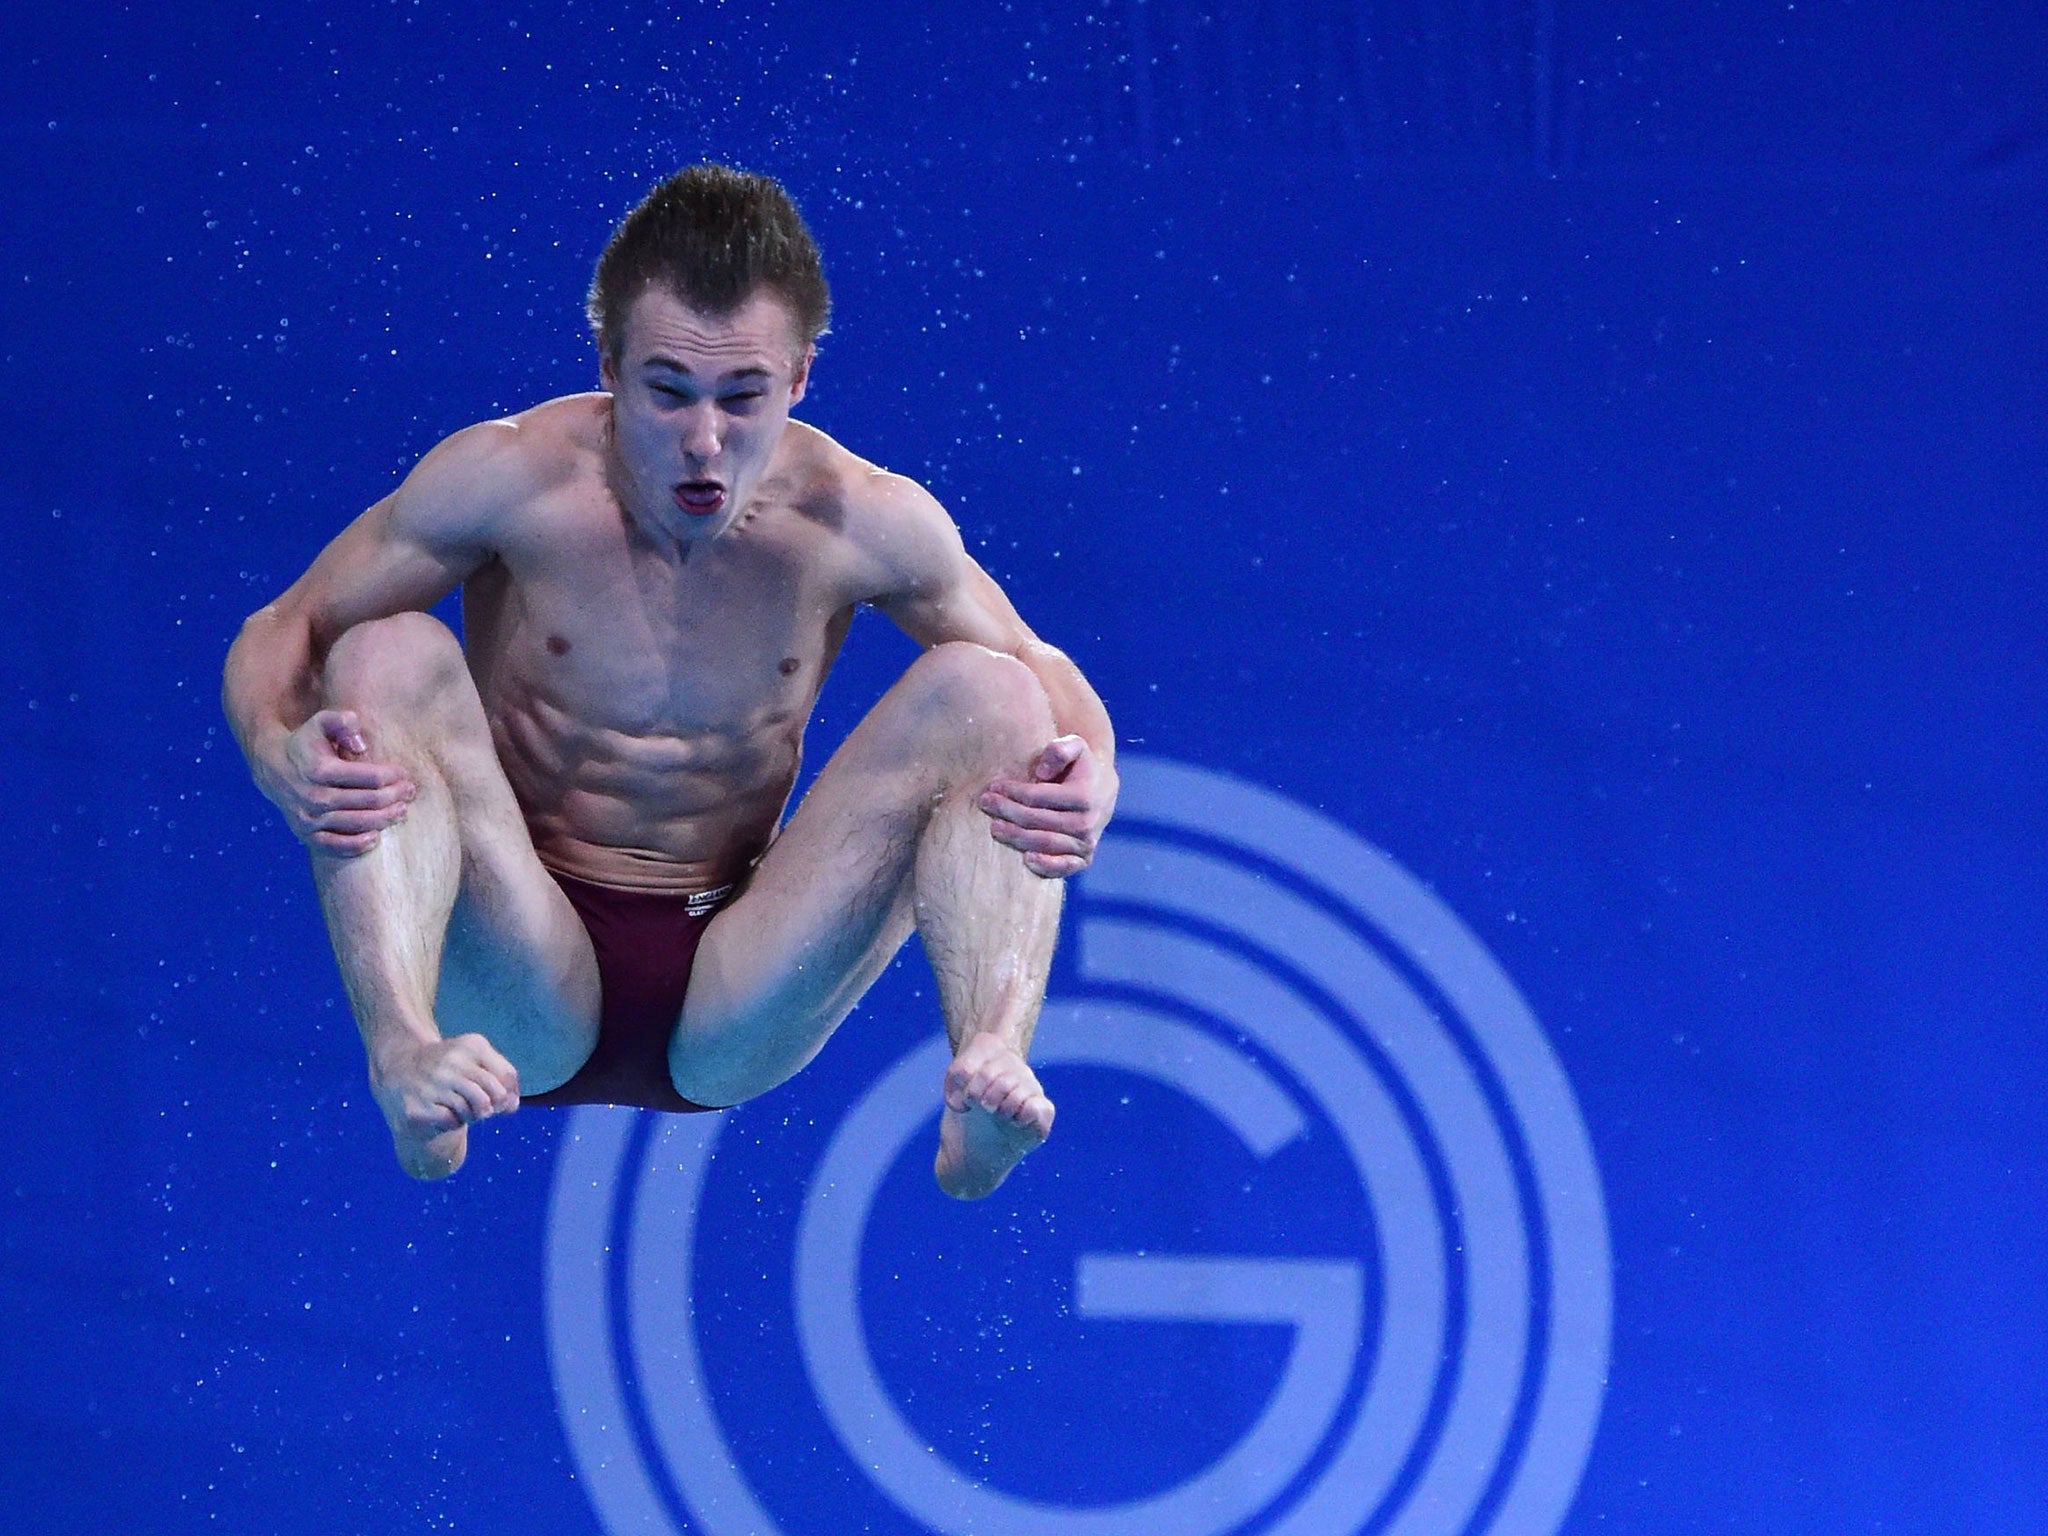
486 677 803 894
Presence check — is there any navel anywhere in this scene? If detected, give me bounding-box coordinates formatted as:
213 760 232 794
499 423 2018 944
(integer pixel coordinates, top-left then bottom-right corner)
778 656 801 676
547 634 571 656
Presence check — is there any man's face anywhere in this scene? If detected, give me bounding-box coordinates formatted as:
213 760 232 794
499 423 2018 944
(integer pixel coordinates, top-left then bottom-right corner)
601 285 812 542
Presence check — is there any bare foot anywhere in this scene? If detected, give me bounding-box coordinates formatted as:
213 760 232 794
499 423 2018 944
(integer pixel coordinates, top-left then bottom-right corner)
934 1032 1055 1200
368 1032 520 1181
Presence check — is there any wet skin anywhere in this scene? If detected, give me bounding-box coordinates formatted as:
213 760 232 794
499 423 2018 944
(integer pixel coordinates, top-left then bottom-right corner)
225 287 1116 1185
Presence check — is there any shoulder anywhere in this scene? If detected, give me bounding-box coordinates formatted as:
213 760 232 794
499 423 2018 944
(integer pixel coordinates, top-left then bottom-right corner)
770 426 1031 646
783 423 965 587
390 393 604 542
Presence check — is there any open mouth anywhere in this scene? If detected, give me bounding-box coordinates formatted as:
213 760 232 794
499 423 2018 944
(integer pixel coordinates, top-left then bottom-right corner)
673 480 727 516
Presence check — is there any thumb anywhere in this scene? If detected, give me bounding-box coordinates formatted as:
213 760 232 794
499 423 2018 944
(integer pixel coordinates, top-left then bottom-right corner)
321 709 369 759
1033 735 1085 781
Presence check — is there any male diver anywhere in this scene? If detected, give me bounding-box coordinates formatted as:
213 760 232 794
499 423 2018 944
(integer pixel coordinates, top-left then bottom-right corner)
223 165 1116 1195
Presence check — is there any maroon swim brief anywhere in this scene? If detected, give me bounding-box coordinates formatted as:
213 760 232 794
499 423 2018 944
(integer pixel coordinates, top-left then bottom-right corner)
522 868 734 1114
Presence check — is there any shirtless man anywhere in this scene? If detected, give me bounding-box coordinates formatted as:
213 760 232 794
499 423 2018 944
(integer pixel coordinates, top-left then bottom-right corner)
222 165 1116 1195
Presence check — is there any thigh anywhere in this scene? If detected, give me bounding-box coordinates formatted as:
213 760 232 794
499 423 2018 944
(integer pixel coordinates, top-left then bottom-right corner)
430 719 601 1095
678 642 1054 1105
676 693 936 1102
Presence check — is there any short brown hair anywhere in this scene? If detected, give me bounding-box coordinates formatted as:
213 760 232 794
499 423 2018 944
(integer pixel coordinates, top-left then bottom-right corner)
587 164 831 362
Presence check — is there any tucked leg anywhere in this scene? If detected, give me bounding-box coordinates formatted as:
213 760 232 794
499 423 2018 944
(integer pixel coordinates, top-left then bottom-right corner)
676 642 1062 1196
312 613 599 1179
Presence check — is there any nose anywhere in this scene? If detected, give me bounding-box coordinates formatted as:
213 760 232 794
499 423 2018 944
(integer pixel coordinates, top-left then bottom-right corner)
678 402 721 463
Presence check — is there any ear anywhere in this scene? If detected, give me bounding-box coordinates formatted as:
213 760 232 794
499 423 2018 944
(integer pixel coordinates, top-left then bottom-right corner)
599 349 618 391
789 343 816 406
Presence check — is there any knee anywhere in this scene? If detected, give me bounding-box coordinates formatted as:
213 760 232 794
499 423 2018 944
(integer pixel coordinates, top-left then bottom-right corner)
323 613 469 713
901 643 1054 761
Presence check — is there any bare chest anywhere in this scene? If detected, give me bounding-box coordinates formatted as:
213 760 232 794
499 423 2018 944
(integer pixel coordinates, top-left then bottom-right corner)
466 498 857 742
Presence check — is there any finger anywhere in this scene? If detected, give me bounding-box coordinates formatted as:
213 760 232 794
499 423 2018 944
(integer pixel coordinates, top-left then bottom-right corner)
307 774 411 811
306 754 412 789
310 783 414 813
979 795 1089 834
1006 842 1091 877
310 829 382 857
982 780 1091 813
988 821 1089 858
1024 861 1084 882
313 752 412 786
985 814 1085 846
311 806 410 836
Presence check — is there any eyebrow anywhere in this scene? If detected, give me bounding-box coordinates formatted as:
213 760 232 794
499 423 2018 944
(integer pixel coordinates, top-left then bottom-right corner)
640 354 774 382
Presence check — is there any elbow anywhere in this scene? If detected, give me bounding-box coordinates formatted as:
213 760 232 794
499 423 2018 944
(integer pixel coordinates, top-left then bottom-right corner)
224 603 280 678
221 609 269 725
221 600 312 723
1013 637 1071 670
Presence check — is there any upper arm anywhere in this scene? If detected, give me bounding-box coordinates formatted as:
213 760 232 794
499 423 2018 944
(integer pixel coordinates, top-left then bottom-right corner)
263 421 521 650
865 473 1037 652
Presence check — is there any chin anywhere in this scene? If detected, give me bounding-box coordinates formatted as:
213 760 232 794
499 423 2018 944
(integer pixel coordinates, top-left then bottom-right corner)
682 503 744 541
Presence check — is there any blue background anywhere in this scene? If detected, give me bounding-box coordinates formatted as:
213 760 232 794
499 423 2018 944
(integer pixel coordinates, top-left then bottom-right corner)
4 2 2044 1531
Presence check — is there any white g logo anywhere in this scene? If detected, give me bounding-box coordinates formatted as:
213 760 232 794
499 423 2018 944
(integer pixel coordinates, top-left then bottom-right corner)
546 757 1612 1536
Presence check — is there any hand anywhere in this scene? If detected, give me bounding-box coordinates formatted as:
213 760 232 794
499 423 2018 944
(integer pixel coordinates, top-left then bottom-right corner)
265 709 416 857
977 734 1118 879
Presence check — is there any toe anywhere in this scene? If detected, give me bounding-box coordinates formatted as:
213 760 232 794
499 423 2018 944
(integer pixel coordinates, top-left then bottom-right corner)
992 1079 1035 1121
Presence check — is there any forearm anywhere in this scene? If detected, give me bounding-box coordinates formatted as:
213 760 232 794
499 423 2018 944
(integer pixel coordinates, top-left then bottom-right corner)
1014 639 1115 768
222 604 322 777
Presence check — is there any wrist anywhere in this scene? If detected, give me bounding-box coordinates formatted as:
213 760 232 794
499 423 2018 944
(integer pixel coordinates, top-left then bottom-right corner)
242 718 291 774
247 724 297 804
